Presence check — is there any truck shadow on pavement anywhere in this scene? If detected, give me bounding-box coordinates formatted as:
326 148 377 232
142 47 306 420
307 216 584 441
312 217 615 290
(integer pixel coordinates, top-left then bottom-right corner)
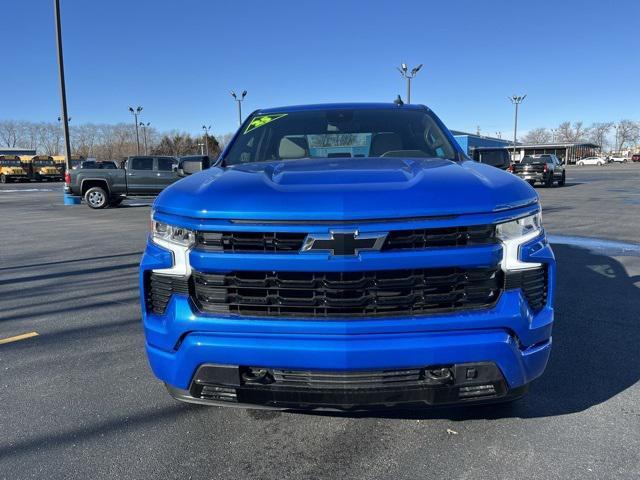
315 243 640 420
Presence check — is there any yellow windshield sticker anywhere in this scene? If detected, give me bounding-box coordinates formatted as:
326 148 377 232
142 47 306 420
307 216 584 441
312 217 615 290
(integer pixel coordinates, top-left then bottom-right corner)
244 114 288 134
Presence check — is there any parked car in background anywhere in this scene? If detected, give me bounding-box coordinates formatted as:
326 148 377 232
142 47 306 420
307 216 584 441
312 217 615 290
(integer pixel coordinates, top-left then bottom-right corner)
0 155 28 183
65 155 179 209
607 156 627 163
576 156 606 166
471 147 511 170
631 154 640 163
510 154 565 187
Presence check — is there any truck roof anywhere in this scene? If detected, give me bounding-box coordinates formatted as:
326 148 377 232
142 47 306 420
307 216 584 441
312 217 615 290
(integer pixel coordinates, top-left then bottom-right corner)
257 102 428 115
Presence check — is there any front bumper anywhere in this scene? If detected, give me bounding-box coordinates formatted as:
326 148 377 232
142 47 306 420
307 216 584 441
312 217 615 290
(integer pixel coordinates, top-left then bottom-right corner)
140 210 555 410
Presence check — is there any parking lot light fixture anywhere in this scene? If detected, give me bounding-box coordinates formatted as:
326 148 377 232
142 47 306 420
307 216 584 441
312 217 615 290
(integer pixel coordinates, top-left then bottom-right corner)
202 125 211 156
397 63 423 104
129 106 143 155
508 95 526 162
140 122 150 155
230 91 247 126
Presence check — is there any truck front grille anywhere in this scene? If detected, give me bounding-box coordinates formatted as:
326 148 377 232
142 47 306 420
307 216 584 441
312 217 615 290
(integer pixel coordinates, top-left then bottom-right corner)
191 267 503 318
194 225 496 253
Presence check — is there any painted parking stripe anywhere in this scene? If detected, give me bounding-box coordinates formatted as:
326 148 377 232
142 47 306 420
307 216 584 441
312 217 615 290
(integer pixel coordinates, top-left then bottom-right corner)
0 188 55 193
0 331 39 345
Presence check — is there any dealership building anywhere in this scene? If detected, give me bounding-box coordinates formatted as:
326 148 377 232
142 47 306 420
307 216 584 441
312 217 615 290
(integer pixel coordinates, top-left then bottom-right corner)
451 132 601 164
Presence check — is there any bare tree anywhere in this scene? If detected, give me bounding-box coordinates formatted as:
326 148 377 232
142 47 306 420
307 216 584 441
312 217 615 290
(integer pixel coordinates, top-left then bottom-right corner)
588 122 613 150
614 120 640 151
556 121 590 143
37 122 62 155
0 120 21 147
522 128 551 144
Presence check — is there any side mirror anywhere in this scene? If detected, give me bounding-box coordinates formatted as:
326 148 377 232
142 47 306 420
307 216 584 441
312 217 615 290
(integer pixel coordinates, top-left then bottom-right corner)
177 159 204 177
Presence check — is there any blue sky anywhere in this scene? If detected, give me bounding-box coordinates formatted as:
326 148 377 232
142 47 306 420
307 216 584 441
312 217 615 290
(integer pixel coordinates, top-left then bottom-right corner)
3 0 639 137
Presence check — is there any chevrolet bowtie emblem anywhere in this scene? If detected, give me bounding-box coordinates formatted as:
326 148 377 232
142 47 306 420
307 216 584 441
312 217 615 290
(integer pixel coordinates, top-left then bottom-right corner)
301 230 387 256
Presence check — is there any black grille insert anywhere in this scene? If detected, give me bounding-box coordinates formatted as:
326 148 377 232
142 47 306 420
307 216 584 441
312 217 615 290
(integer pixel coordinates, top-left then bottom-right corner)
146 273 190 314
191 267 503 318
194 225 496 253
505 266 548 311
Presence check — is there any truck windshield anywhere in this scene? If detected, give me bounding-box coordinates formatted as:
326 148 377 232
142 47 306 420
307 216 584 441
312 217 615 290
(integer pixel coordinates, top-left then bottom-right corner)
0 160 21 166
223 108 458 166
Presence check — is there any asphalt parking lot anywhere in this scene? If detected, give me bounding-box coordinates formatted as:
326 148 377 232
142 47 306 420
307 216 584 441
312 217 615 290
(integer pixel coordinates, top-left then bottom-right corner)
1 164 639 480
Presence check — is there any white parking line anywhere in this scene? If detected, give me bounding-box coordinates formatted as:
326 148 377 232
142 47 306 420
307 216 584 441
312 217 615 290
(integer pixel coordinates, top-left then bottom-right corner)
0 188 55 193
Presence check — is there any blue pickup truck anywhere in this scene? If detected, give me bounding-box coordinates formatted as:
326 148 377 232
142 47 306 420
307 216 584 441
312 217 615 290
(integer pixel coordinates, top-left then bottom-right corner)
140 103 555 410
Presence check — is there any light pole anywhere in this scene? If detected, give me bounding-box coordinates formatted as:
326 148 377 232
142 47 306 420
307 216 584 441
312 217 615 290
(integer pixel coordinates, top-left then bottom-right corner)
396 63 423 104
197 143 205 155
508 95 526 162
57 116 72 155
53 0 72 175
202 125 211 156
140 121 150 155
128 106 143 154
230 90 247 126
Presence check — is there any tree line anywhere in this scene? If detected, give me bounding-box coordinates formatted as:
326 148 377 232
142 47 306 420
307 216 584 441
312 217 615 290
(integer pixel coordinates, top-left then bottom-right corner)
0 119 236 160
521 120 640 152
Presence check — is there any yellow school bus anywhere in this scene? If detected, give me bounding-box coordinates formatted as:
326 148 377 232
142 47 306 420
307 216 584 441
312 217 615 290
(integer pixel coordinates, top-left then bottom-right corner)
52 155 85 175
0 155 28 183
20 155 64 182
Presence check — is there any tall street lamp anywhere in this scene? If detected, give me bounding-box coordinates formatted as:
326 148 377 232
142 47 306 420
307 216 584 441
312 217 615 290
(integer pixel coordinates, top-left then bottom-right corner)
140 121 150 155
508 95 526 162
202 125 211 156
230 90 247 126
58 116 72 155
397 63 423 104
129 106 143 154
53 0 72 175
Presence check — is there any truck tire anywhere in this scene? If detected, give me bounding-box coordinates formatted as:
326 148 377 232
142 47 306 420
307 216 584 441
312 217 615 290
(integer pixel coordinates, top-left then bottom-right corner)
0 174 6 184
109 197 124 207
85 186 109 209
558 171 566 186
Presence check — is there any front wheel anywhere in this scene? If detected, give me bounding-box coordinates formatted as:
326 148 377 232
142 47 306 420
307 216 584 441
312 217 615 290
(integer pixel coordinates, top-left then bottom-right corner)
85 186 109 209
0 174 6 184
577 162 584 166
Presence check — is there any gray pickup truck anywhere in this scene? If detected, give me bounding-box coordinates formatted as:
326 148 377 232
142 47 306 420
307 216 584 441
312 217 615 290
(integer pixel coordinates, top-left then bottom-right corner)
64 156 179 208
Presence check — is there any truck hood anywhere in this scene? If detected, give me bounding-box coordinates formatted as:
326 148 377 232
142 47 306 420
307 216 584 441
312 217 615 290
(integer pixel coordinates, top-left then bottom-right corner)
154 157 538 221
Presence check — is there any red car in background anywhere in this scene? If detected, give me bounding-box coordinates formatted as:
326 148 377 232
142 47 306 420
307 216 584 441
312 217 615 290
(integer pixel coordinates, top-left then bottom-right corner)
632 154 640 163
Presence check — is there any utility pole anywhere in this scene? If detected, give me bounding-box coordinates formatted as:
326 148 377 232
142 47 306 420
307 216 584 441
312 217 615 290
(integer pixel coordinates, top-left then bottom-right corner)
230 91 247 126
202 125 211 156
508 95 526 162
129 106 143 154
396 63 423 104
53 0 72 172
140 122 150 155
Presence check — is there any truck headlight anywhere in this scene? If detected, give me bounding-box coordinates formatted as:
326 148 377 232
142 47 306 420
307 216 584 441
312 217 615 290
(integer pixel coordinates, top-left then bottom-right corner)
151 220 195 247
496 212 542 270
